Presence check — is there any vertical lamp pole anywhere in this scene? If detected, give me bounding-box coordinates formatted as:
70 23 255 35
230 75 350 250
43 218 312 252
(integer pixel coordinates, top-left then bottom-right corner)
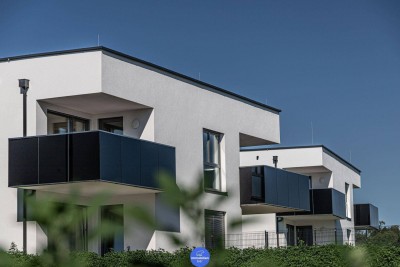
273 156 279 247
19 79 29 253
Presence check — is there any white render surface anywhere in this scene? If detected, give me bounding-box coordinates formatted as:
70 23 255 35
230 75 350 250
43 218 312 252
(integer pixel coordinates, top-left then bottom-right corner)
0 49 280 253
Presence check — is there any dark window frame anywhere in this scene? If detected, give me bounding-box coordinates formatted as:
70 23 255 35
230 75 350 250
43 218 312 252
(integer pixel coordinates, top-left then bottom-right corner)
98 116 124 135
203 129 223 191
47 110 89 134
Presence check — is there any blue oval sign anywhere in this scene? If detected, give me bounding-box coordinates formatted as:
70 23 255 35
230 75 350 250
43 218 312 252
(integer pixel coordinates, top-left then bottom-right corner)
190 247 210 267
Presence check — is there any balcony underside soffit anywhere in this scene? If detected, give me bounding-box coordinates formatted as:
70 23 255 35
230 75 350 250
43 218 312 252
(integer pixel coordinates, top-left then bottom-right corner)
38 92 151 115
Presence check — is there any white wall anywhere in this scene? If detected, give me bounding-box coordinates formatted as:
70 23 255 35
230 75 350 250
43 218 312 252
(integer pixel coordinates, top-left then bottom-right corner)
101 52 281 249
0 51 102 253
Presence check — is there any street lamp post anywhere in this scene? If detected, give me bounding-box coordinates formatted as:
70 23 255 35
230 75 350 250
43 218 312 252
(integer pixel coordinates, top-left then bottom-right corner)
18 79 29 253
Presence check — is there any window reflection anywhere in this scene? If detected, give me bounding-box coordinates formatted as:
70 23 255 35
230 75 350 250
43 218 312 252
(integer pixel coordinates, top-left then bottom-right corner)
47 111 89 134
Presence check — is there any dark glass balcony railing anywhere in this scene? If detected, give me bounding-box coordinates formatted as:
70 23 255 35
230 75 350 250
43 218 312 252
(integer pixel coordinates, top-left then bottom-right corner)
240 166 310 214
354 204 379 229
278 188 346 219
9 131 176 190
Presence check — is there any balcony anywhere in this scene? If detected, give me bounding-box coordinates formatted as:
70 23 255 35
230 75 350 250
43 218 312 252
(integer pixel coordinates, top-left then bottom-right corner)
354 204 379 229
277 188 346 220
9 131 176 195
240 166 310 214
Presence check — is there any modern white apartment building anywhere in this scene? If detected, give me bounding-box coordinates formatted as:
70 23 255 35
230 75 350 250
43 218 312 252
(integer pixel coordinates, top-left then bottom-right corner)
240 145 378 246
0 47 377 254
0 47 281 254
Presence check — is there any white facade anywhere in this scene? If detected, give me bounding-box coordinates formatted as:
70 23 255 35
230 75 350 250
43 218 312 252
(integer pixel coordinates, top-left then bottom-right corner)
0 47 280 253
240 146 361 246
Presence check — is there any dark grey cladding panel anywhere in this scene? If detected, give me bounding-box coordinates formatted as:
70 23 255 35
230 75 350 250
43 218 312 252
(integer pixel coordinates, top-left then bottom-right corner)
99 132 122 182
276 168 289 207
298 176 310 211
287 172 300 209
158 145 176 181
312 189 333 214
140 141 159 188
264 167 278 205
369 204 379 229
121 137 141 185
354 204 379 229
9 137 39 186
8 131 176 190
332 189 346 219
38 135 68 184
70 132 100 181
241 166 310 211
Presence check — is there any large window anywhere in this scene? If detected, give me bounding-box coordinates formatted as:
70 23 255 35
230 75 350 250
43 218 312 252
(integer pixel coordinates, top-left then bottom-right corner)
203 130 222 191
345 183 351 219
47 111 89 134
205 210 225 249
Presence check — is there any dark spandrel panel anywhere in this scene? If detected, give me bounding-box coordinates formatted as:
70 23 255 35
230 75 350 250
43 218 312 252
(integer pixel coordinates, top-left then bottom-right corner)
239 168 253 204
313 189 333 215
39 135 68 184
121 137 141 185
332 189 346 219
264 166 278 205
298 177 310 211
288 172 299 209
140 141 159 188
158 146 176 181
276 169 289 207
155 193 180 232
99 132 122 183
9 138 39 186
70 132 100 181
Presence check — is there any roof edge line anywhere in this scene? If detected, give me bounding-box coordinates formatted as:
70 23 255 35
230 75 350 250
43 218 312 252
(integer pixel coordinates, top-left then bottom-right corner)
241 144 361 174
0 46 281 113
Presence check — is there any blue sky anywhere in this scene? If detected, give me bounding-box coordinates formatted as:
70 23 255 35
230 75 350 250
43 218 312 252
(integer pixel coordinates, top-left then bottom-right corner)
1 0 399 224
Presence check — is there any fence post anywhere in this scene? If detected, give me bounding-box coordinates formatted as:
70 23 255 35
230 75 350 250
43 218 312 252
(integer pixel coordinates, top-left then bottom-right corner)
265 231 269 249
314 229 317 245
334 229 337 245
276 231 280 247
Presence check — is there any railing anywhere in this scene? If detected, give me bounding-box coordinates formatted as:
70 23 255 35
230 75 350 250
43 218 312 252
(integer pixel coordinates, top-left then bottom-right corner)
9 131 176 189
225 228 358 248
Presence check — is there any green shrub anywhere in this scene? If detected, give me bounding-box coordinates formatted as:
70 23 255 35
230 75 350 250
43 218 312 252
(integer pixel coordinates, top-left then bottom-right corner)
2 244 400 267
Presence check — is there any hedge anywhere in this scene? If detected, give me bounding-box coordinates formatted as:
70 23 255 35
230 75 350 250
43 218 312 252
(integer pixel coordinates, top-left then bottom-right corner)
2 245 400 267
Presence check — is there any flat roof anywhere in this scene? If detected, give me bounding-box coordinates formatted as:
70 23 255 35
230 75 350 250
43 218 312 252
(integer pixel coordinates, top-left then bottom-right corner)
241 145 361 174
0 46 281 114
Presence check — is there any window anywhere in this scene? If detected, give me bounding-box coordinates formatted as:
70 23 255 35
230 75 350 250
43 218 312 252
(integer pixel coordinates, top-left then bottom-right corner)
205 210 225 249
47 111 89 134
101 205 124 255
47 203 88 252
203 130 222 191
345 183 351 219
251 166 264 200
99 117 123 135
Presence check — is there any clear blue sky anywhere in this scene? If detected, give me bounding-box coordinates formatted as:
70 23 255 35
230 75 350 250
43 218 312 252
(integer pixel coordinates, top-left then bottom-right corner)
1 0 399 224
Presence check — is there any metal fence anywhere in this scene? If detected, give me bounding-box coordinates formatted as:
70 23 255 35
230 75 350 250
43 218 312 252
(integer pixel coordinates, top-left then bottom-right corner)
225 228 357 248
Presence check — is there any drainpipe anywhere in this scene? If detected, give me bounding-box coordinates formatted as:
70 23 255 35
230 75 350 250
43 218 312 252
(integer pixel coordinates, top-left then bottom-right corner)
19 79 29 254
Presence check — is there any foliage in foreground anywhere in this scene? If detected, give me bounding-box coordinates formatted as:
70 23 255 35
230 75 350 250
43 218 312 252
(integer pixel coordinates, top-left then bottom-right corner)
2 244 400 267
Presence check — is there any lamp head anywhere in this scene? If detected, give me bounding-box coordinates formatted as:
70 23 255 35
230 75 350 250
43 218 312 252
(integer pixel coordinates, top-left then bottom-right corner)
19 79 29 94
